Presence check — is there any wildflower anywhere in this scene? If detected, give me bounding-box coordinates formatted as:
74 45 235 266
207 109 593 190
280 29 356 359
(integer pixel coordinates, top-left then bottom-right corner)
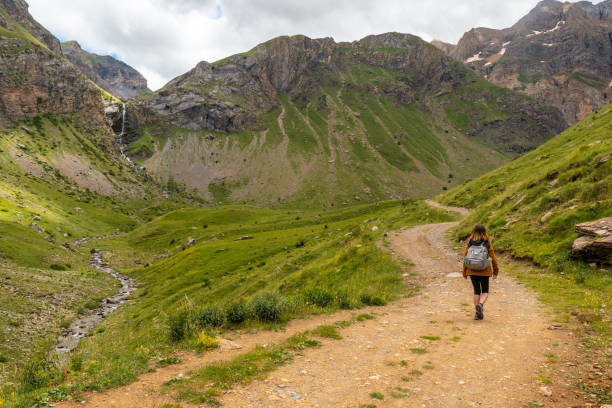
196 331 218 350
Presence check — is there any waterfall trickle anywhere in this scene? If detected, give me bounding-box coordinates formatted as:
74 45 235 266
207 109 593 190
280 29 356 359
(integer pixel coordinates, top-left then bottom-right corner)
118 104 134 166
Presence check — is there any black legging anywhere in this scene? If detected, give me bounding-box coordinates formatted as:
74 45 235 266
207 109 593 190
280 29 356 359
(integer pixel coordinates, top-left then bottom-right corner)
470 275 490 295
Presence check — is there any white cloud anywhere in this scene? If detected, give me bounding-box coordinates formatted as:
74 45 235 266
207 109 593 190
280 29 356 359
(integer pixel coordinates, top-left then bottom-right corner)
26 0 563 90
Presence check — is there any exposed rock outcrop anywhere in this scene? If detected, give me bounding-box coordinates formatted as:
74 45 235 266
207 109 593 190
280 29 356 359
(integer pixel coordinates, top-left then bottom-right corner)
572 217 612 263
441 0 612 124
0 0 61 54
431 39 456 56
61 41 150 99
0 0 106 128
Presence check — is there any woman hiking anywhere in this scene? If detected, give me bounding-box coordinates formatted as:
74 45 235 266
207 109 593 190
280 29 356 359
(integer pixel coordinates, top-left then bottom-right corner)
462 224 499 320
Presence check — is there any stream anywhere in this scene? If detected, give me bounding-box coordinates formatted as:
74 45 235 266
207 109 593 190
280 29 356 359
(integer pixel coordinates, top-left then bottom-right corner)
54 252 136 363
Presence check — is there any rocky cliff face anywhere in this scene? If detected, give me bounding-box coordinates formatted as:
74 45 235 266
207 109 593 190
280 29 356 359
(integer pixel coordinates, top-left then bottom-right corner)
0 0 60 54
445 0 612 124
133 35 336 132
0 0 106 128
61 41 149 99
431 40 456 56
130 33 565 145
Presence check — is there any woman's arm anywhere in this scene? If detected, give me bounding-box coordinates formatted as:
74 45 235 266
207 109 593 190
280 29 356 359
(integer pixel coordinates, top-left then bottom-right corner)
489 243 499 276
462 244 469 278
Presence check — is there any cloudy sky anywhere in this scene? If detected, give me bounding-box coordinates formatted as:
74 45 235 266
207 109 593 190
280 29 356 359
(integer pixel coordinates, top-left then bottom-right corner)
28 0 555 90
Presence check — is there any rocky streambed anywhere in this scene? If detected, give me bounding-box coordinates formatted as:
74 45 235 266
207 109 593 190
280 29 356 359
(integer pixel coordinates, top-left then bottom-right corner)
54 252 136 362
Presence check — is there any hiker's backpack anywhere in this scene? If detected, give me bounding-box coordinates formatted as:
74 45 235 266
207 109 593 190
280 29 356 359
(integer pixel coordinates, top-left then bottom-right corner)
464 242 490 270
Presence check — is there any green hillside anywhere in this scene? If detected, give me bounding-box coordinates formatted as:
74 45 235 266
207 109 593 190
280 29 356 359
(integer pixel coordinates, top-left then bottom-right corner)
438 101 611 340
126 34 566 206
0 115 198 395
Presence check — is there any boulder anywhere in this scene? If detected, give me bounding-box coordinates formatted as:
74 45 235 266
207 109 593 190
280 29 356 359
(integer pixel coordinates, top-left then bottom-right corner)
30 222 44 233
233 235 254 241
571 217 612 264
575 217 612 236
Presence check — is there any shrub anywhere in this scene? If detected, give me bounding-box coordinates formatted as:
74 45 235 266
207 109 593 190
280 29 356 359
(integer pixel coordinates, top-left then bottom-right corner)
49 264 66 271
336 290 353 309
304 287 334 308
84 299 100 310
250 292 286 322
168 310 189 342
355 313 374 321
193 305 225 328
21 358 58 392
70 355 83 371
369 392 384 400
360 293 387 306
225 300 251 324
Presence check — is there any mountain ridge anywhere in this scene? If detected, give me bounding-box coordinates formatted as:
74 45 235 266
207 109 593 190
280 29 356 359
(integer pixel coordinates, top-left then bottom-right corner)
122 32 566 205
435 0 612 124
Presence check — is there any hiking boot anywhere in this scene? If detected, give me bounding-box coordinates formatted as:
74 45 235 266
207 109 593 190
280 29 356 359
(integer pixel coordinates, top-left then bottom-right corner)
476 303 484 320
473 313 481 320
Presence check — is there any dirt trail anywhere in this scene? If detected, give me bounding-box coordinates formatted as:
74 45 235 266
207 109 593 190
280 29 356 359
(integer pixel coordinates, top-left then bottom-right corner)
219 221 579 407
60 205 580 408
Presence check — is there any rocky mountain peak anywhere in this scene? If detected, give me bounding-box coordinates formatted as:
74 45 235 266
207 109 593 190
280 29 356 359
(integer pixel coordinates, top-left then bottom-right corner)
355 32 422 49
578 0 612 21
0 0 107 128
445 0 611 124
0 0 61 53
61 41 150 99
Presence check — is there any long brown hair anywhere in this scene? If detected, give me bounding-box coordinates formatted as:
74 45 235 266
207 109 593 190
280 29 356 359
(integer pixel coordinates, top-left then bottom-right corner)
468 224 489 242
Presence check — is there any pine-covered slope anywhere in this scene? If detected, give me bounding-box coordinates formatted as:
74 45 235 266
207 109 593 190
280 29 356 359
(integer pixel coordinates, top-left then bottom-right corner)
124 33 566 206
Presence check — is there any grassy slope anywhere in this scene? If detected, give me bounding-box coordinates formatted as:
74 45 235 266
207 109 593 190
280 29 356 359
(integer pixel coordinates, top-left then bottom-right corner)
11 200 453 401
0 115 197 395
438 102 611 350
134 82 507 207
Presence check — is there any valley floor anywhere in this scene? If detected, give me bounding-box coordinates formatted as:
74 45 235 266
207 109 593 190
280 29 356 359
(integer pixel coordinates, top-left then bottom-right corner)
57 214 587 408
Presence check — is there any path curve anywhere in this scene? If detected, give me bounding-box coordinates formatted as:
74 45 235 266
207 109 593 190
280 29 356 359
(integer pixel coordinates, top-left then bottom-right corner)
425 199 471 217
